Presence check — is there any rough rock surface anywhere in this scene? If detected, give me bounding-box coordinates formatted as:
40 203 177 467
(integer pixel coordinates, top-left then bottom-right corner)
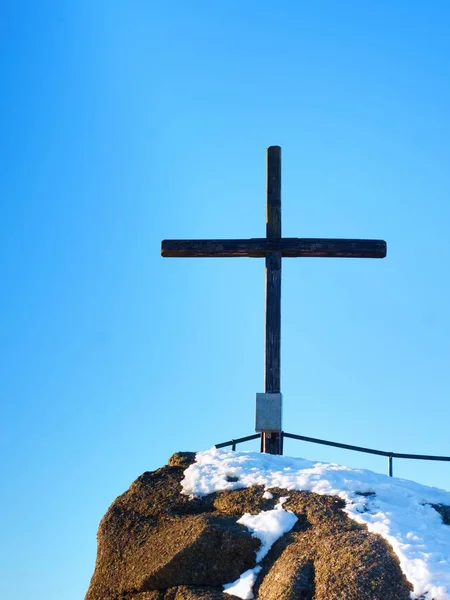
86 452 413 600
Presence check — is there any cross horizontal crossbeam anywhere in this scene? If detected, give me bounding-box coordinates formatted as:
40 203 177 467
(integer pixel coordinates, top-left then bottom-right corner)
161 238 386 258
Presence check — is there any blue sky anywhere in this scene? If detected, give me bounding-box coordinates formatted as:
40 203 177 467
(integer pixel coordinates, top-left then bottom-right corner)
2 2 450 599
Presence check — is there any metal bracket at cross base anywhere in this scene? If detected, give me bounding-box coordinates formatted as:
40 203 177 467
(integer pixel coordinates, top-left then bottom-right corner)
256 393 283 455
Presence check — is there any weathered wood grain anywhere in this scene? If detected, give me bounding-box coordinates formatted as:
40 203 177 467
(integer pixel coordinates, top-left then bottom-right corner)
261 431 283 454
161 238 387 258
263 146 283 455
265 252 281 393
267 146 281 239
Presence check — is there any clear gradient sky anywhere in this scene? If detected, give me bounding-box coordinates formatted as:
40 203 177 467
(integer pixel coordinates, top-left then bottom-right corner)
2 2 450 599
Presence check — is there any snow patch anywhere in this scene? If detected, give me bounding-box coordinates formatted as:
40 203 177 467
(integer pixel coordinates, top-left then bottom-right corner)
223 567 262 599
238 497 298 562
223 497 297 598
181 448 450 600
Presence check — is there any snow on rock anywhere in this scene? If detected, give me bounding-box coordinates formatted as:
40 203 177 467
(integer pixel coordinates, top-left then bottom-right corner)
223 566 262 600
238 497 298 562
181 448 450 600
223 497 298 598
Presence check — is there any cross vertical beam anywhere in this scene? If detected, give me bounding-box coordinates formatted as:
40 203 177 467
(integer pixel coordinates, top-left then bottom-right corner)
262 146 283 455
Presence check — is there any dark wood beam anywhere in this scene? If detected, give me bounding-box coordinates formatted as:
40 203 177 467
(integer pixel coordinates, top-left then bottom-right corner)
266 145 281 239
161 238 387 258
263 146 282 455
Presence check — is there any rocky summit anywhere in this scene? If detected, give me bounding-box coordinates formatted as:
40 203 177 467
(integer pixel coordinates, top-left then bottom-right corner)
85 451 412 600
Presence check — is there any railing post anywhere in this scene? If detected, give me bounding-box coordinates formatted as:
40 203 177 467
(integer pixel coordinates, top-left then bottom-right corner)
231 440 236 451
388 454 393 477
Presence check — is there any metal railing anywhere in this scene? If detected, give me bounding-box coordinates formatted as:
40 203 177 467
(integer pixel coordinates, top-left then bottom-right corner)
216 433 260 451
215 431 450 477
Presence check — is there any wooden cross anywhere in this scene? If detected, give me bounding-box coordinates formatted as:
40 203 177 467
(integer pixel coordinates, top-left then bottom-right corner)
161 146 387 455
